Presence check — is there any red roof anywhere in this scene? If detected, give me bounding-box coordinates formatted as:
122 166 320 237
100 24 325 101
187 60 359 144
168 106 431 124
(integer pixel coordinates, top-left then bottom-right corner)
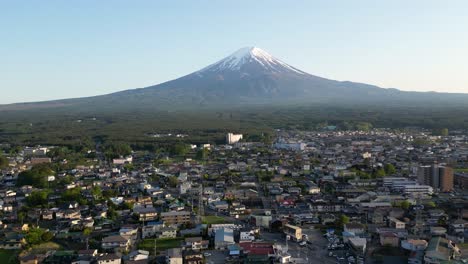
240 242 274 255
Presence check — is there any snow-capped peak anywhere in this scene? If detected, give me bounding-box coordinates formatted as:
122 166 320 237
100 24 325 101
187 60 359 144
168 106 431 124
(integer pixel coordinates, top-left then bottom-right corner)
199 47 305 74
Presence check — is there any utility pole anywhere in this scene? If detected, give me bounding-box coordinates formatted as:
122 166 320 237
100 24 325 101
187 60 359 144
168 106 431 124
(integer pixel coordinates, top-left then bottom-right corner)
154 237 157 258
198 185 204 223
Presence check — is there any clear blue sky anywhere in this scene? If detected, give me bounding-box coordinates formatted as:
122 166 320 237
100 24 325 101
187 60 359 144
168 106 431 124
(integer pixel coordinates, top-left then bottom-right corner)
2 0 468 103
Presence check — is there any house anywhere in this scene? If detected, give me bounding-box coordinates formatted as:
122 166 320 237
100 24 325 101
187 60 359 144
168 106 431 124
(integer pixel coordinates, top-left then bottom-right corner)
209 200 229 212
119 226 139 237
380 232 399 247
101 235 131 253
401 239 428 251
134 206 158 222
0 233 26 249
240 231 256 242
430 226 447 236
184 252 203 264
179 182 191 195
184 237 209 251
283 224 302 241
166 248 183 264
97 254 121 264
348 237 367 255
142 222 164 238
450 219 467 234
160 227 177 239
127 250 149 261
344 223 366 235
77 249 98 257
214 228 235 250
305 181 320 194
20 255 38 264
387 217 406 229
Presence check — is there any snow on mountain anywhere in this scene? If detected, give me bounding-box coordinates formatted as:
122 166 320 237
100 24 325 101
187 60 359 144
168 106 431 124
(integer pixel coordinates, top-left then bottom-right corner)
199 47 306 75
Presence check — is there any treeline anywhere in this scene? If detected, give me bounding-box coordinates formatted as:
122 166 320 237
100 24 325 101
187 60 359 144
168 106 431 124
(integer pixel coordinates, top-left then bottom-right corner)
0 104 467 146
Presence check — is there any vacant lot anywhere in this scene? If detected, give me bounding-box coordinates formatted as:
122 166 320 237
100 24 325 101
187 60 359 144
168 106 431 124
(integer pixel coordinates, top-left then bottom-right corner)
0 250 18 264
138 238 184 255
202 215 226 225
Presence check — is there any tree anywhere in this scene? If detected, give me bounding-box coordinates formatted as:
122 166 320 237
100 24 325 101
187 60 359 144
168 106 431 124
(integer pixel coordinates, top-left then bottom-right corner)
401 200 411 210
106 207 118 220
432 128 449 136
17 164 54 188
62 187 87 205
397 200 411 210
374 168 386 178
339 215 350 226
41 231 54 242
167 176 178 188
171 143 190 156
91 186 102 199
196 148 209 160
0 154 8 169
355 122 373 131
25 227 46 245
83 227 93 250
384 164 396 175
103 142 132 160
26 190 50 207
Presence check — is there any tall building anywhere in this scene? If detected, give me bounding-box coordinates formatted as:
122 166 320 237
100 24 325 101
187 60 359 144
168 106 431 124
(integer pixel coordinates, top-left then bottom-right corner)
226 133 243 144
417 164 453 192
439 166 454 192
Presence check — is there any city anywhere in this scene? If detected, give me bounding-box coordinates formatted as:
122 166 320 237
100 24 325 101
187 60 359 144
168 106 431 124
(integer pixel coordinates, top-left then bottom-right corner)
0 128 467 263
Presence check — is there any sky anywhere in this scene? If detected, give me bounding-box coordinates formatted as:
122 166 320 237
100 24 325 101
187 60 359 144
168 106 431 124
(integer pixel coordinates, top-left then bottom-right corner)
1 0 468 104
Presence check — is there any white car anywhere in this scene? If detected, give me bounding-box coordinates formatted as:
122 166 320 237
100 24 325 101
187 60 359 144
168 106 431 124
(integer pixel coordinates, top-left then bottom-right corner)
299 241 307 246
203 252 212 257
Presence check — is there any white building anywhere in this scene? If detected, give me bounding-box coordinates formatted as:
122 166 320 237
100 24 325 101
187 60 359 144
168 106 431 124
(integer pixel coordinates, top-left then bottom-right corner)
402 185 433 195
240 231 255 242
274 142 306 151
226 133 243 144
113 156 133 165
179 181 191 195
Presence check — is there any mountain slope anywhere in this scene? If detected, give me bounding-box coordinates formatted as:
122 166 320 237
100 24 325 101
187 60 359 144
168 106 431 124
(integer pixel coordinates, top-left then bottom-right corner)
1 46 468 112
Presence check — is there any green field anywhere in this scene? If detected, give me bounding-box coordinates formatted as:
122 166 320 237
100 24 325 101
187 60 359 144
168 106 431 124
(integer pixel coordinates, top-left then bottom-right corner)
0 250 19 264
202 215 226 225
138 238 184 254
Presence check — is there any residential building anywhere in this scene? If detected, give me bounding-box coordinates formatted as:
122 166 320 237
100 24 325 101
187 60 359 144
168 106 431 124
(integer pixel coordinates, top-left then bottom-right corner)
160 211 191 225
166 248 183 264
283 224 302 241
214 228 235 250
418 164 454 192
101 235 130 253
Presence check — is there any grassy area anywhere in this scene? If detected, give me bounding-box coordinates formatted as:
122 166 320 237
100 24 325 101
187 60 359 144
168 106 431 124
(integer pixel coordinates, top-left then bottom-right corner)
202 215 226 225
138 238 183 254
19 242 61 259
455 168 468 173
0 250 19 264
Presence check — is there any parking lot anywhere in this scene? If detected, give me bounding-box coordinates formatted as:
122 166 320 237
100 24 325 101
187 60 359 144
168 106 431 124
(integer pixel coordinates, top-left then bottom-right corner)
257 227 366 264
204 250 228 264
260 228 336 264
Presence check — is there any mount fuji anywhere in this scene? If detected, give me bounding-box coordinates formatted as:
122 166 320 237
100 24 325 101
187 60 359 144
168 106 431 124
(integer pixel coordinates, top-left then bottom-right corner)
2 46 468 111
